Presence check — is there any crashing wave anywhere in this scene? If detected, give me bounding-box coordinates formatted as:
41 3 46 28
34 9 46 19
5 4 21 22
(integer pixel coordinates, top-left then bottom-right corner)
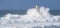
0 5 60 28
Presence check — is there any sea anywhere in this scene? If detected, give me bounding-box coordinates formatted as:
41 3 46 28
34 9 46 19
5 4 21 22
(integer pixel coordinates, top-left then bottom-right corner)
0 9 60 28
0 10 60 17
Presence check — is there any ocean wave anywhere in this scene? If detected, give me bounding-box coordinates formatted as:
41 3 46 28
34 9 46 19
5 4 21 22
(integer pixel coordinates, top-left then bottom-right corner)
0 5 60 28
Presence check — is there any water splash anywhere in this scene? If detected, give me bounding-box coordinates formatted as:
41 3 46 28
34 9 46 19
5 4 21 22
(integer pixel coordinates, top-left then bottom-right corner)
0 5 60 28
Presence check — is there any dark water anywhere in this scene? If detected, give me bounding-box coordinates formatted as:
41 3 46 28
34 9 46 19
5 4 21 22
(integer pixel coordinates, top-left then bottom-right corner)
31 25 60 28
0 10 26 17
50 10 60 15
0 10 60 17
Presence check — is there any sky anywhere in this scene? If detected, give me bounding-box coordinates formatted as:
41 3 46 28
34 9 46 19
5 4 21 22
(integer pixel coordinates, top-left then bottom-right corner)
0 0 60 10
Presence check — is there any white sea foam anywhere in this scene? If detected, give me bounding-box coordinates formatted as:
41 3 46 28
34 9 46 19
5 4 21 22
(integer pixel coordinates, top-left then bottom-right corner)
0 5 60 28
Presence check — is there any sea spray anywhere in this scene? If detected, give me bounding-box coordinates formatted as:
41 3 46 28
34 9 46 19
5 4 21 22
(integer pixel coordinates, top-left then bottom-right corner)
0 6 60 28
0 6 60 23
